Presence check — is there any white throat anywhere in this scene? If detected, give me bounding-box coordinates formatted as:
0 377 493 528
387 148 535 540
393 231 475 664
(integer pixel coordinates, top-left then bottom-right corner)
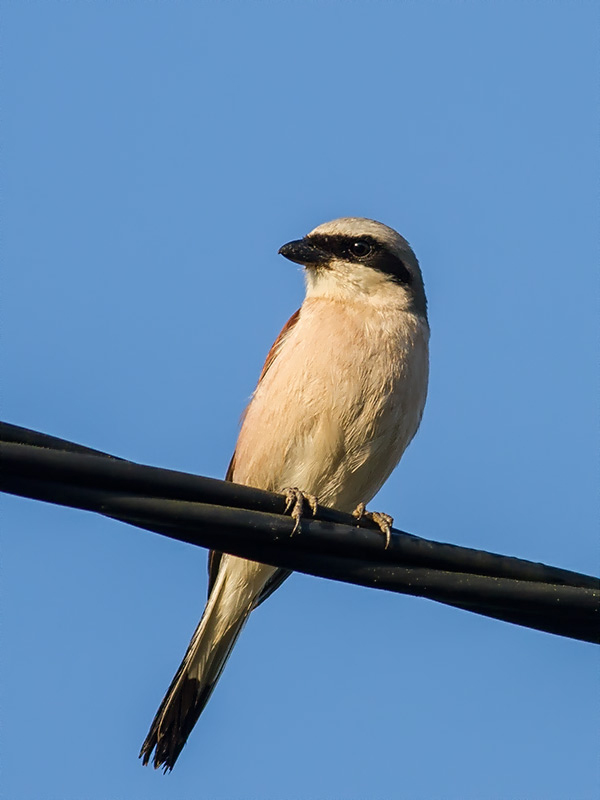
304 259 415 311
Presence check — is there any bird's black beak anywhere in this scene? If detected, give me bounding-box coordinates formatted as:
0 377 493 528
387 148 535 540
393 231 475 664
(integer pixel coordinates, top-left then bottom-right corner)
278 238 328 266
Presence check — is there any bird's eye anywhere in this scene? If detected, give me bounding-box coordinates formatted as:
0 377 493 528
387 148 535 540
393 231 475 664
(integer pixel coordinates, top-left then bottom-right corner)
350 240 372 258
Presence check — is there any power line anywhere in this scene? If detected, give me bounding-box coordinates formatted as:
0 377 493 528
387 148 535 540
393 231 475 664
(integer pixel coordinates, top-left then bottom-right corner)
1 421 598 645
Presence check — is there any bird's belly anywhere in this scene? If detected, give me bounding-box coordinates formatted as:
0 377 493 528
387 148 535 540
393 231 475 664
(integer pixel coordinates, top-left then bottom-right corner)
231 318 428 513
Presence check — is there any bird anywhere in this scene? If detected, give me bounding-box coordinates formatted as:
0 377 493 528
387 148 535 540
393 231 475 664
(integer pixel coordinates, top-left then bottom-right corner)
140 217 430 771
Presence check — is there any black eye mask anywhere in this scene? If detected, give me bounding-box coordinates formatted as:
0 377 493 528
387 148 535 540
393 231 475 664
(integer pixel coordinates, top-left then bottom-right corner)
307 234 413 286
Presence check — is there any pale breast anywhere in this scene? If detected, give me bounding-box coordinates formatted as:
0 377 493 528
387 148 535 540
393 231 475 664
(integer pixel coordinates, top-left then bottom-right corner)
232 297 429 512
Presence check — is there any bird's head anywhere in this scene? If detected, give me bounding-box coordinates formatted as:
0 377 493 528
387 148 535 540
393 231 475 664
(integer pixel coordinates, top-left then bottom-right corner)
279 217 427 317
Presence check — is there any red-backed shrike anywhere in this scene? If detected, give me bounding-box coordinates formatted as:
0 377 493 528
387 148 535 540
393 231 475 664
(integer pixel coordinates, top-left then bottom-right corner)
141 217 429 771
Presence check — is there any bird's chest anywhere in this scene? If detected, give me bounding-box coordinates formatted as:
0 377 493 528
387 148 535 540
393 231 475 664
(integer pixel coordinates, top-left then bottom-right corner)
288 304 426 437
233 301 429 507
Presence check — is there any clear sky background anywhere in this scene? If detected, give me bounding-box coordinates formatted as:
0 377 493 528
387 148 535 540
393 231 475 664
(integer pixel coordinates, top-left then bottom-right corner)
2 2 598 799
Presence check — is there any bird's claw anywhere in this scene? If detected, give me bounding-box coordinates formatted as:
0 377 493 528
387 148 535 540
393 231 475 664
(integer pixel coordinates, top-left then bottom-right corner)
283 487 318 535
352 502 394 549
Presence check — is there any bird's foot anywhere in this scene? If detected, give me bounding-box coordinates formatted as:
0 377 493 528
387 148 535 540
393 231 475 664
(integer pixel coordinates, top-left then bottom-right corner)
283 487 318 535
352 502 394 549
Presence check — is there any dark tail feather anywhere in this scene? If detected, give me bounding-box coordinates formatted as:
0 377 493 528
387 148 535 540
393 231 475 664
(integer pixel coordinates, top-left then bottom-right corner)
139 571 250 772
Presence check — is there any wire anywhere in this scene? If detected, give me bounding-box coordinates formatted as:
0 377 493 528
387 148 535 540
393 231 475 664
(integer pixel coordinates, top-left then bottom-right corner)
1 421 598 644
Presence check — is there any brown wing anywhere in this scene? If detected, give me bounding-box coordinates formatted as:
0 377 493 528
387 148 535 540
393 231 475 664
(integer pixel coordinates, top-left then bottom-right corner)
207 309 301 601
255 307 301 383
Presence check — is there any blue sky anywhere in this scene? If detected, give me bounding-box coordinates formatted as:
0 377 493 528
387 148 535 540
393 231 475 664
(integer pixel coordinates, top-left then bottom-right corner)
2 2 598 798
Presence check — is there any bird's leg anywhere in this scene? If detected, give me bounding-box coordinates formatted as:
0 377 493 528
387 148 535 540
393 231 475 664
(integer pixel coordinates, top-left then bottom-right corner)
352 502 394 549
283 487 318 535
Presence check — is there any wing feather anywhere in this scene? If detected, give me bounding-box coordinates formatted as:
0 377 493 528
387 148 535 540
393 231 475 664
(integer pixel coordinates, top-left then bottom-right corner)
206 309 301 600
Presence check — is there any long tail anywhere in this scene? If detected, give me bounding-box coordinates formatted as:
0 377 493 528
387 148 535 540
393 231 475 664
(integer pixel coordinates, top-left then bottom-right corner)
140 556 276 772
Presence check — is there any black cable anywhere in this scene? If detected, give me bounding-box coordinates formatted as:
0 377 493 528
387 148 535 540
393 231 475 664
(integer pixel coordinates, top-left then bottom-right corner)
1 421 598 644
2 423 593 586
